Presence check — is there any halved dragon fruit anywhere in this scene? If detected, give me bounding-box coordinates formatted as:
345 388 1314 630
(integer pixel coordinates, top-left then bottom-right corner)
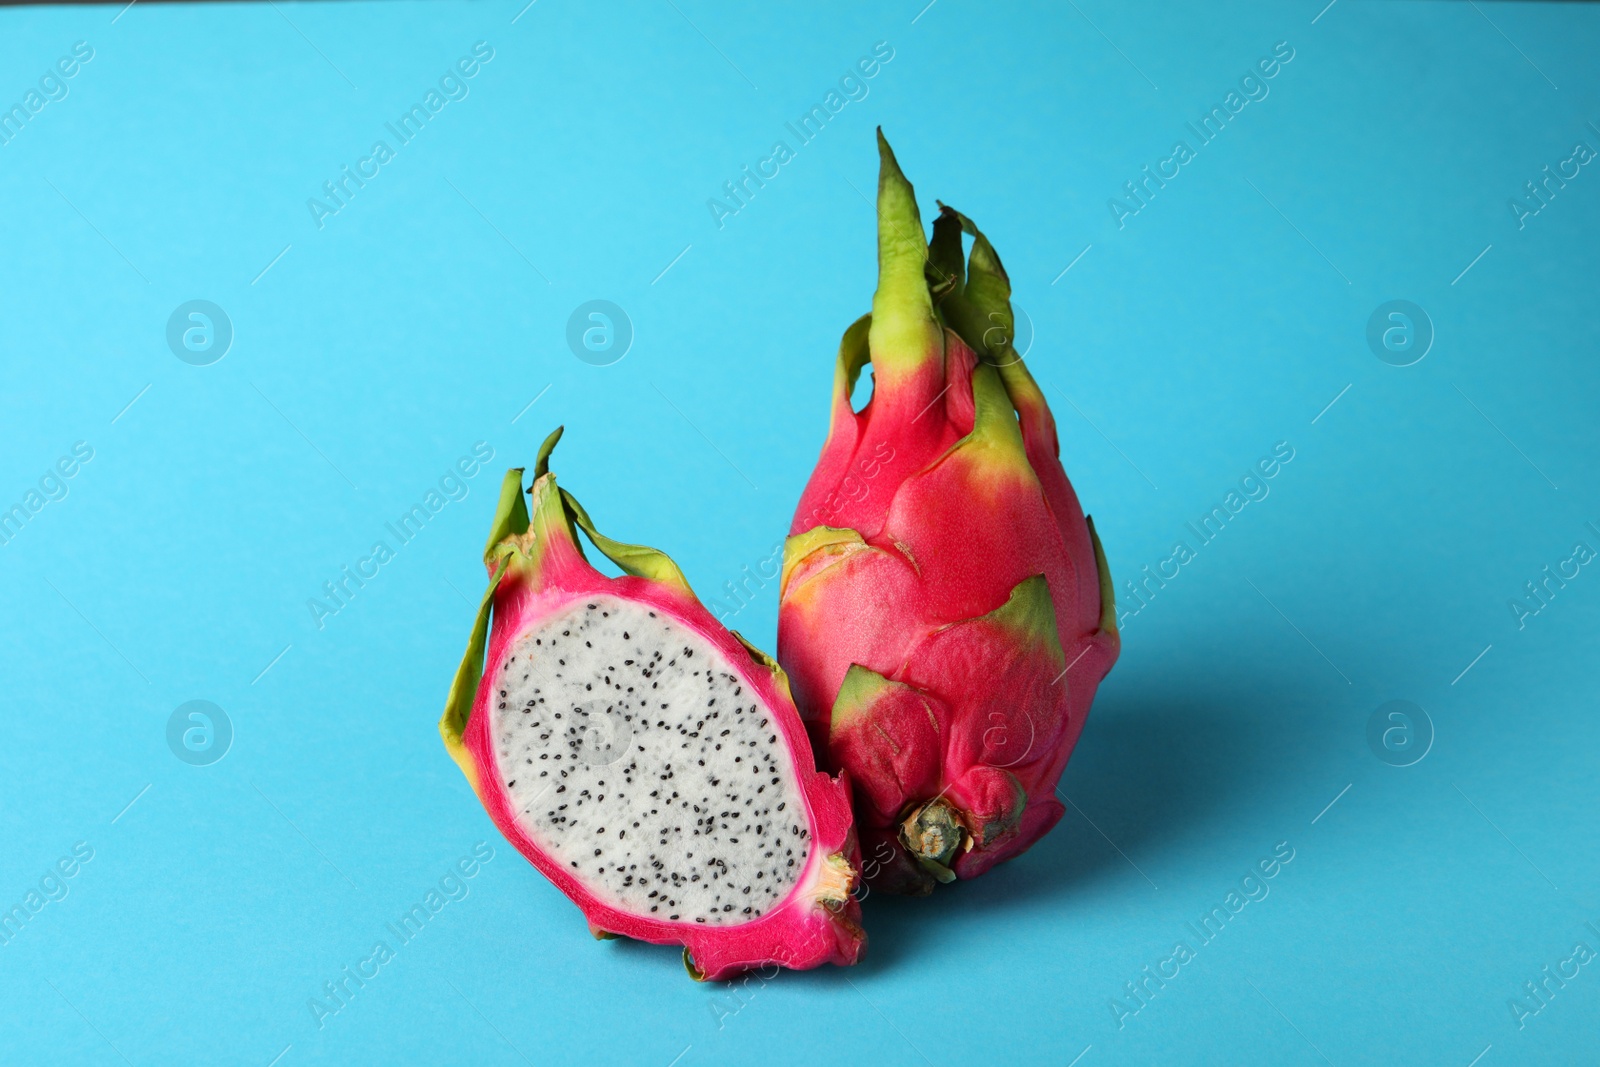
440 429 865 980
778 133 1120 894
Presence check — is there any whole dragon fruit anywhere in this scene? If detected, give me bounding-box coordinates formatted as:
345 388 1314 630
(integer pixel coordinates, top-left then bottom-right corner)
777 132 1120 895
441 429 865 979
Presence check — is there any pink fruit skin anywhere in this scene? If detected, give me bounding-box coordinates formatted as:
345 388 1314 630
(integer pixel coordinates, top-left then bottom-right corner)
444 444 865 980
777 134 1119 892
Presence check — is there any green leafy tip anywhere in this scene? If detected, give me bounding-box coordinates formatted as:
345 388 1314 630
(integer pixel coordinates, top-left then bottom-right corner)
870 129 940 373
534 426 564 480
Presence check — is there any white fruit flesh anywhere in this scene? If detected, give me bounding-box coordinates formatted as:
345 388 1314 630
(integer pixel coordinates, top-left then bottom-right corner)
489 596 811 925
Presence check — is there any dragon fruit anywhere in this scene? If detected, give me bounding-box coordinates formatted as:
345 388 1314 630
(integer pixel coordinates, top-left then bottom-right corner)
777 132 1120 895
440 429 865 979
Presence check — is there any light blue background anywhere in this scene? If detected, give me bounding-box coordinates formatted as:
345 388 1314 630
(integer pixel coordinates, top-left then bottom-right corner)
2 2 1597 1064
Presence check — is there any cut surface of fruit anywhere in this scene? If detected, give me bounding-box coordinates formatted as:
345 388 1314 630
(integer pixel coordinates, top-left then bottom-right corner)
441 428 864 980
489 596 811 925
